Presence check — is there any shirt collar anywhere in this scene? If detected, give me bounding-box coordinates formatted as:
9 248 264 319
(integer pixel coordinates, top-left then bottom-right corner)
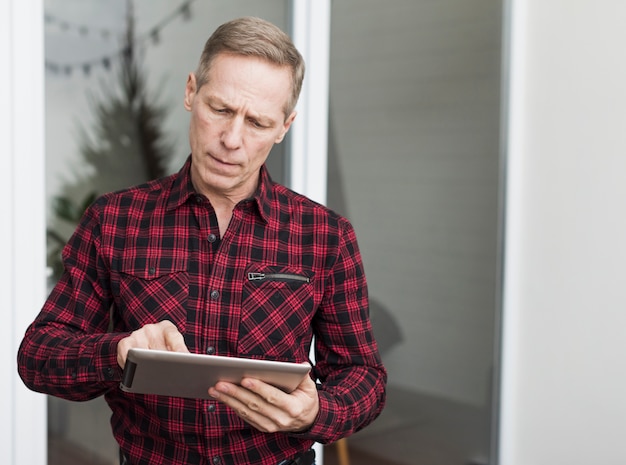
252 164 274 225
166 156 197 211
166 156 275 225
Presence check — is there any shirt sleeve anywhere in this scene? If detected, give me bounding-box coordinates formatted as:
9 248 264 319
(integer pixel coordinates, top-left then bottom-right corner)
17 199 128 401
298 218 387 443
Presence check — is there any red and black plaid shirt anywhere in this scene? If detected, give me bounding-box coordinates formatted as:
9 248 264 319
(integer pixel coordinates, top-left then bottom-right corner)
18 157 386 465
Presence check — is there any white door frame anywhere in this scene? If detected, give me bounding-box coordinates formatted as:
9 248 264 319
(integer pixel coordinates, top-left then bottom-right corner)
289 2 331 463
289 0 331 206
1 0 48 464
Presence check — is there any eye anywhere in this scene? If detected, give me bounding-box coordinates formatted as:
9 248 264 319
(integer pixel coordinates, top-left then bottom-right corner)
248 118 268 129
209 103 229 115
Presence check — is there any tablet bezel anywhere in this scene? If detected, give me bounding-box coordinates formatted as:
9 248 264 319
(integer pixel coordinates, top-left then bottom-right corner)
119 348 311 399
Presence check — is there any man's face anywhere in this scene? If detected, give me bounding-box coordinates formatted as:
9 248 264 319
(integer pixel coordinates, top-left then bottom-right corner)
184 53 296 201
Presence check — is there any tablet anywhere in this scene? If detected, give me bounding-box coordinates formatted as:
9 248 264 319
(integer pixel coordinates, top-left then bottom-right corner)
119 348 311 399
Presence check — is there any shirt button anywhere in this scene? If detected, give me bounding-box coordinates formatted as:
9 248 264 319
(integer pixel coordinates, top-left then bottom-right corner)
212 456 221 464
105 367 115 379
195 195 203 204
207 404 216 413
148 266 156 275
210 290 220 300
207 233 217 243
206 346 216 355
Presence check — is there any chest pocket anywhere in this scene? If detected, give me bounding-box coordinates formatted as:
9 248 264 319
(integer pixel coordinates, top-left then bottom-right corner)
115 255 189 332
238 264 316 362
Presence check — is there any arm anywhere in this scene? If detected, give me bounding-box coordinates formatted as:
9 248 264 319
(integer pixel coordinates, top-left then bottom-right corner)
17 199 190 401
306 218 387 443
18 200 124 401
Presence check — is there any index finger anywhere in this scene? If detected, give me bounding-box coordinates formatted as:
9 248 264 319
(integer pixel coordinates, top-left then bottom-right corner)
160 321 189 353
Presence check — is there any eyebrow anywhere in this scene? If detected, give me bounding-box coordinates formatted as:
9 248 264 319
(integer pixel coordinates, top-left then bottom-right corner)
207 95 276 127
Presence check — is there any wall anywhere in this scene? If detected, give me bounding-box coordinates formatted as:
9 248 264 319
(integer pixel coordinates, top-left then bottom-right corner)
499 0 626 463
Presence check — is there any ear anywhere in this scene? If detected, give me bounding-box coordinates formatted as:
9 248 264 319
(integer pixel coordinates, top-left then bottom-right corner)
184 73 197 111
275 111 297 143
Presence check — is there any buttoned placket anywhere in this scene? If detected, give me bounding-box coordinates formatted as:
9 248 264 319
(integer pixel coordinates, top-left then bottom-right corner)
190 195 227 461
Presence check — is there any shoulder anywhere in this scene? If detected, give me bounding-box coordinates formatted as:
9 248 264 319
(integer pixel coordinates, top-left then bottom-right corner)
272 184 345 220
86 173 177 228
269 183 355 236
95 174 174 207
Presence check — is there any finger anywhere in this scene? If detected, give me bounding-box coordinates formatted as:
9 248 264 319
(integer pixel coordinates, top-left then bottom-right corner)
142 321 185 352
242 376 320 432
210 379 313 433
209 382 279 432
116 321 188 368
240 377 284 407
116 328 150 368
160 321 189 353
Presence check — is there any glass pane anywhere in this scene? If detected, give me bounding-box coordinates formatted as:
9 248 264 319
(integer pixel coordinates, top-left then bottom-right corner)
44 1 289 463
324 1 503 464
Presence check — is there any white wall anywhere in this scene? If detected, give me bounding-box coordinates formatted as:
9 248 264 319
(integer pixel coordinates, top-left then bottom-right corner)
499 1 626 464
0 1 48 464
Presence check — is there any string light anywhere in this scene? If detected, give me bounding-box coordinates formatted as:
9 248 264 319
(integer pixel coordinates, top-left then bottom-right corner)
45 0 196 77
45 12 116 40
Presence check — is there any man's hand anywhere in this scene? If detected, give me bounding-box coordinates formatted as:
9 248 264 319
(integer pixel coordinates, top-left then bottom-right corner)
116 320 189 369
208 369 319 433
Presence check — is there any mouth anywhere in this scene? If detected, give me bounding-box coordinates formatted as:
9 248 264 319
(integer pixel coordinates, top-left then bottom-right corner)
208 153 239 170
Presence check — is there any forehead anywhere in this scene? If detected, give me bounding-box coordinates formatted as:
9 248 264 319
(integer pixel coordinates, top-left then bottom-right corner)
203 53 292 118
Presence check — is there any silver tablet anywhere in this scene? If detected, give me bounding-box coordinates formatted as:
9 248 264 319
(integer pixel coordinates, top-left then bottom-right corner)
119 348 311 399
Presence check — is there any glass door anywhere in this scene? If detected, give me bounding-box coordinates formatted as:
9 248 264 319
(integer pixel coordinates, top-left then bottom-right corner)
323 1 503 464
44 1 291 463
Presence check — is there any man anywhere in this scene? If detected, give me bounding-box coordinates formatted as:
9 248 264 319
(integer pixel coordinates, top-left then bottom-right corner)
18 16 386 465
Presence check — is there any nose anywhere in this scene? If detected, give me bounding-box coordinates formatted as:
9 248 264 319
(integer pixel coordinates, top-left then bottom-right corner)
221 117 244 150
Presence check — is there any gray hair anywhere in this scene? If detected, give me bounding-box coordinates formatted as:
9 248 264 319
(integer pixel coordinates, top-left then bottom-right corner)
195 16 305 117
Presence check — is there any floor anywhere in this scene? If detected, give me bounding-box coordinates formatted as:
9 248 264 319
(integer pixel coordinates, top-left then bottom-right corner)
49 434 116 465
324 442 406 465
339 386 492 465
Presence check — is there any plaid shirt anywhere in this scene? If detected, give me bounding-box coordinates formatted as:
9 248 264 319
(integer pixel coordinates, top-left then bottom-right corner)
18 157 386 465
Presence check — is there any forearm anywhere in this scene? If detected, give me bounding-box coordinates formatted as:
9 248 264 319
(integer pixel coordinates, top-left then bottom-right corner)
17 199 128 400
18 322 128 401
295 364 387 443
